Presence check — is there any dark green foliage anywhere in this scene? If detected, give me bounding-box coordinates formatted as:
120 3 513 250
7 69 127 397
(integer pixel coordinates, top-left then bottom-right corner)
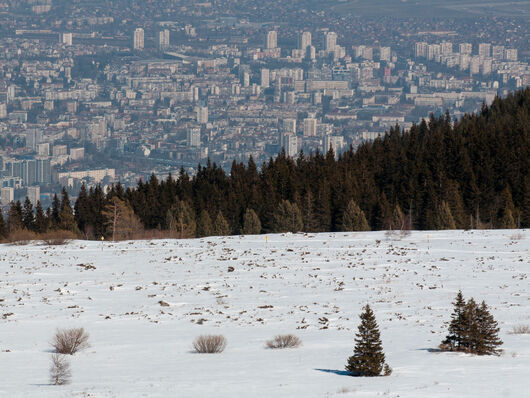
196 210 213 237
34 201 48 234
22 197 35 231
67 89 529 236
166 200 196 238
7 201 23 233
346 305 390 377
273 200 303 233
213 211 230 236
341 199 370 231
0 211 6 239
59 188 78 233
441 292 503 355
242 208 261 235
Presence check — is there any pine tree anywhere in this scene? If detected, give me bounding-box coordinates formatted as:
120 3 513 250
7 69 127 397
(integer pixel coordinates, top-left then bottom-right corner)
196 210 213 237
34 201 48 234
441 294 503 355
474 301 503 355
213 211 230 236
7 201 23 233
346 305 390 376
442 291 467 350
166 200 196 238
0 211 6 239
51 194 61 229
438 201 456 230
341 199 370 231
272 200 303 233
59 188 78 233
102 197 142 241
22 197 35 231
242 208 261 235
391 203 404 230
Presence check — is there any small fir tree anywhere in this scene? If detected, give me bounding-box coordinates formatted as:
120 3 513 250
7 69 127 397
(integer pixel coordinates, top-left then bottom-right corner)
213 211 230 236
22 197 35 231
34 201 48 234
242 208 261 235
7 201 23 233
441 293 502 355
273 200 303 233
475 301 503 355
341 199 370 231
442 291 467 350
0 211 6 239
196 210 213 237
346 305 390 376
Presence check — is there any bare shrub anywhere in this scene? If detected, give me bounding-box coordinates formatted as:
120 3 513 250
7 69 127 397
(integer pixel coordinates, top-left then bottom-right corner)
509 325 530 334
7 229 38 245
52 328 90 355
266 334 302 349
193 335 226 353
41 230 77 245
49 354 71 385
509 233 523 241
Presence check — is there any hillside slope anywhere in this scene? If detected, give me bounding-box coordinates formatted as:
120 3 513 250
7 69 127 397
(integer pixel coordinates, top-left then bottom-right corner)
1 230 529 397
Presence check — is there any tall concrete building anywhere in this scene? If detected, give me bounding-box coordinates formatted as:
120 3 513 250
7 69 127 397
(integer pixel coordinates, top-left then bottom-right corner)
266 31 277 49
134 28 144 50
196 106 208 124
303 118 317 137
299 31 311 51
459 43 473 55
379 46 391 62
414 42 428 58
282 118 296 133
478 43 491 58
441 41 453 55
324 31 337 52
62 33 73 46
27 186 40 205
26 129 42 151
187 128 201 148
1 187 14 206
0 103 6 119
158 29 170 50
285 134 298 157
261 68 270 88
492 45 505 60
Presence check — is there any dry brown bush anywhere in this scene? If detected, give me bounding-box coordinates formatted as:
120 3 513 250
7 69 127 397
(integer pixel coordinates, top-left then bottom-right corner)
41 230 77 245
509 325 530 334
52 327 90 355
266 334 302 349
192 335 226 353
49 353 71 385
6 229 38 245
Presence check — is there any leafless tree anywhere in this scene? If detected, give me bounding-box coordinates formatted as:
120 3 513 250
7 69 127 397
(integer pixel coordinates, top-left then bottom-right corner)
49 354 71 385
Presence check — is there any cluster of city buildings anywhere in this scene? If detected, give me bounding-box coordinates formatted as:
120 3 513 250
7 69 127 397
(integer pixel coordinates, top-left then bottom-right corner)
0 0 528 209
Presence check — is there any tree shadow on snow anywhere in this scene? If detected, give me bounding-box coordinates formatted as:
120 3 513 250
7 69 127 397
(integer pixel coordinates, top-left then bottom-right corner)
315 368 352 376
417 347 443 353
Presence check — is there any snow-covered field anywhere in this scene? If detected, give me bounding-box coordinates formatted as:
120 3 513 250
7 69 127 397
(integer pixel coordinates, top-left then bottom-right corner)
1 230 529 397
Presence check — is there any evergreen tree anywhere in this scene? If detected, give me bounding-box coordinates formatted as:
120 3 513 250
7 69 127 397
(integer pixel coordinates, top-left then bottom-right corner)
51 194 61 229
102 197 142 241
213 211 230 236
0 211 6 239
442 291 467 350
272 200 303 233
475 301 503 355
34 201 48 234
391 203 404 230
441 293 503 355
346 305 390 376
59 188 78 233
166 200 196 238
341 199 370 231
7 201 23 233
196 210 213 237
242 208 261 235
438 201 456 230
22 197 35 231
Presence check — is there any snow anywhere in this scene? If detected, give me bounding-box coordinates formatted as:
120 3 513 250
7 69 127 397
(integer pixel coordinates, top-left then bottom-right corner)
0 229 529 397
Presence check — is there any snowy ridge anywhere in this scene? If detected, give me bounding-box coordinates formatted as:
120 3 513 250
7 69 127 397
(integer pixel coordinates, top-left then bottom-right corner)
1 230 529 397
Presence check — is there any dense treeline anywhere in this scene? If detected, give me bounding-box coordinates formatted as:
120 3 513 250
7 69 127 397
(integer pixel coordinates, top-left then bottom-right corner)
0 89 528 241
